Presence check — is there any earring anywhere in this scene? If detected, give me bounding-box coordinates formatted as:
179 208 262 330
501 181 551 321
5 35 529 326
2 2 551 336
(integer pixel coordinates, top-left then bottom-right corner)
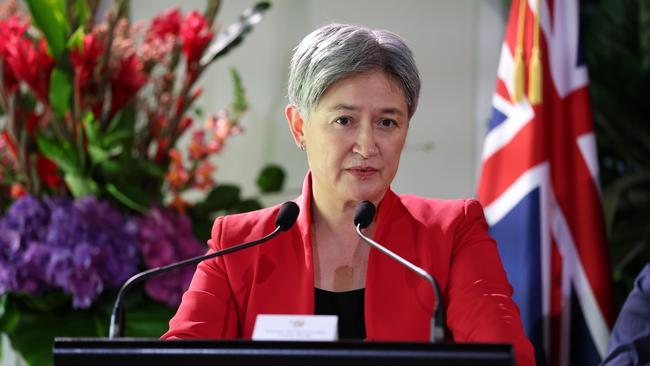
298 142 306 151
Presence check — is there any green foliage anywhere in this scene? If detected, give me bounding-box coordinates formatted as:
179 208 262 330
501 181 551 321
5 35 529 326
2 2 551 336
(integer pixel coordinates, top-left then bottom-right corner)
36 136 80 175
49 69 73 117
0 290 173 366
187 164 287 241
230 68 248 118
24 0 70 59
72 0 91 26
0 294 19 334
64 173 99 197
582 0 650 309
256 164 285 193
0 2 280 365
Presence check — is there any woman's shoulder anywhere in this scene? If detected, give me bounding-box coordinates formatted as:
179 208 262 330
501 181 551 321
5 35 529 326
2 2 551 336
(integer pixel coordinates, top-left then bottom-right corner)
208 202 287 249
396 193 484 215
393 193 487 227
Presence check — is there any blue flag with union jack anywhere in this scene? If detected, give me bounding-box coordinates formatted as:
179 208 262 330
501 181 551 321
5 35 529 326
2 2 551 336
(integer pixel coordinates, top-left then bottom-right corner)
477 0 614 365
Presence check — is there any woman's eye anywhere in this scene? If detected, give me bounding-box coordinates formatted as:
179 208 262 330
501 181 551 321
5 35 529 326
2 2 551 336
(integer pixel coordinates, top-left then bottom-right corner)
335 117 350 125
379 119 397 128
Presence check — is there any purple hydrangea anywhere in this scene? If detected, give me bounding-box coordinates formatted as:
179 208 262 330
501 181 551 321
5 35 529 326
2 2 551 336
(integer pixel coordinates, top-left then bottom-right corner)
0 195 139 308
137 207 205 307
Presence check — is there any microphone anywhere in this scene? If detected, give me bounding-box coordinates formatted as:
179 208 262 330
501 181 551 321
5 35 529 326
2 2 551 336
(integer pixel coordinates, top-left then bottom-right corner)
108 201 300 339
354 200 445 343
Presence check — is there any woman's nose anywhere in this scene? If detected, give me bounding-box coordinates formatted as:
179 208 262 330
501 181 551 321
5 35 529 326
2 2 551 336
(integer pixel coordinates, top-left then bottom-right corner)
353 124 379 158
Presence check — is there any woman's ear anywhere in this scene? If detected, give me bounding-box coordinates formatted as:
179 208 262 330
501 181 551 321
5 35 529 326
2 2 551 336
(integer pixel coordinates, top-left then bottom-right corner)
285 104 306 147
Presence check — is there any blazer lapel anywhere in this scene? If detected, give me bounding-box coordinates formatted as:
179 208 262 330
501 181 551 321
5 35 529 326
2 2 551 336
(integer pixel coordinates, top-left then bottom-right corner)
365 189 435 341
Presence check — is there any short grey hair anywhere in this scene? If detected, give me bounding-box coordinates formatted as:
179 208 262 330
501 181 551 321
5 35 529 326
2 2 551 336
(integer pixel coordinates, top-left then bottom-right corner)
288 23 421 119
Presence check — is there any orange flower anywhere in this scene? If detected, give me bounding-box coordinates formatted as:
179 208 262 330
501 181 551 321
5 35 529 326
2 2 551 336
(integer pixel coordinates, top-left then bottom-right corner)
169 193 189 214
188 130 206 160
192 160 215 190
165 149 189 189
10 182 25 198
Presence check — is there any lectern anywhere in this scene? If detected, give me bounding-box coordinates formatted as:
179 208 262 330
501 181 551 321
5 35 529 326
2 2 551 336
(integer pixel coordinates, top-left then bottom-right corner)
53 338 515 366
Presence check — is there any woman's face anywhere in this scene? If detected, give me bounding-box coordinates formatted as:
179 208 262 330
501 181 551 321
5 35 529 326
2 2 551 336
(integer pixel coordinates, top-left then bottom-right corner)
287 69 409 208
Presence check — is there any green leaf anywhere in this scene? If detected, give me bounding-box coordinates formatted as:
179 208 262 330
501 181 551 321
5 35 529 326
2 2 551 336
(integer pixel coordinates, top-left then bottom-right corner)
67 26 85 51
229 199 262 214
102 130 133 148
12 291 69 312
0 294 20 333
101 108 136 155
64 173 98 197
36 137 79 174
105 183 148 213
87 145 118 165
73 0 91 26
194 184 241 214
230 67 248 115
187 216 213 244
82 114 101 144
125 301 175 337
25 0 69 59
7 304 105 366
49 68 72 116
106 105 135 136
256 164 285 193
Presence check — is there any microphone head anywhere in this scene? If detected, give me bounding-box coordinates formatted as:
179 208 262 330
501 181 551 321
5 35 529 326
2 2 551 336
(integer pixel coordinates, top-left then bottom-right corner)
275 201 300 231
354 200 376 229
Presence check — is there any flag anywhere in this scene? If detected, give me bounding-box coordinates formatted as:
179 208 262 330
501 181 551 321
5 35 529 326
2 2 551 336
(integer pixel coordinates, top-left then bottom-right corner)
476 0 614 365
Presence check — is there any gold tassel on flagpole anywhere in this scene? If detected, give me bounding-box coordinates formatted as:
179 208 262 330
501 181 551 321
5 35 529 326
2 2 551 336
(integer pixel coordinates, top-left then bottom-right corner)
513 0 527 103
528 0 542 105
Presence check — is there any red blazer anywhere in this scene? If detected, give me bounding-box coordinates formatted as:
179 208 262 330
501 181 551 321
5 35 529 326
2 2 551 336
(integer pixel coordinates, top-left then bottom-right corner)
162 172 535 366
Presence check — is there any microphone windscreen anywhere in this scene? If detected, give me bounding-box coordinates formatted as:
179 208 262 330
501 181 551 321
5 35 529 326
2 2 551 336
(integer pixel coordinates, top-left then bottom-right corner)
354 200 376 229
275 201 300 231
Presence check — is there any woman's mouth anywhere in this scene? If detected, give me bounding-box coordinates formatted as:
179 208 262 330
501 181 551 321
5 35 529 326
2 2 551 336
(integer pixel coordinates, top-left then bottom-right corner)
346 167 379 177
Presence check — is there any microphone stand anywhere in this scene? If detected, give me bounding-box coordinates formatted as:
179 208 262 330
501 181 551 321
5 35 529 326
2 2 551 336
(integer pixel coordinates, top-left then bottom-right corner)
355 224 445 343
109 226 283 339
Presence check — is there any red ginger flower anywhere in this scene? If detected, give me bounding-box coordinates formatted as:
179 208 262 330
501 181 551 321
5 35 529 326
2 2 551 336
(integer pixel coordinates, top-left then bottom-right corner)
1 131 16 158
176 116 193 136
109 54 147 121
3 37 53 104
24 110 40 135
36 154 60 188
180 11 212 68
71 34 103 100
147 7 182 41
0 16 28 93
0 16 27 54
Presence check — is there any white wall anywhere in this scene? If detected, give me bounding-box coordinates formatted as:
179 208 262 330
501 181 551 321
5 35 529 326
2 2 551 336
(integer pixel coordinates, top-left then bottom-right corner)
129 0 506 204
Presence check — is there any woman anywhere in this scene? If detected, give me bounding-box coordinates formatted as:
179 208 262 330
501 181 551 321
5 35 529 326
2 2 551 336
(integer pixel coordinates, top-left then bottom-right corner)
163 23 535 366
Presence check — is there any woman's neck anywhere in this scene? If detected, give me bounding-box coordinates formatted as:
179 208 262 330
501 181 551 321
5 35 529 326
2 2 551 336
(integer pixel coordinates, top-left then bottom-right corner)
309 193 382 239
311 197 356 232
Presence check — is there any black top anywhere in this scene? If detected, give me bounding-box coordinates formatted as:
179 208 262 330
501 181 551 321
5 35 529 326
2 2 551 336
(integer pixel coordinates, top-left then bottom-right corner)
314 287 366 340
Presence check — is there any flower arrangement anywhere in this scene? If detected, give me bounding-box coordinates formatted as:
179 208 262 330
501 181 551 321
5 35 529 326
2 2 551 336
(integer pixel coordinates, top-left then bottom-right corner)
0 195 140 309
0 0 282 365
